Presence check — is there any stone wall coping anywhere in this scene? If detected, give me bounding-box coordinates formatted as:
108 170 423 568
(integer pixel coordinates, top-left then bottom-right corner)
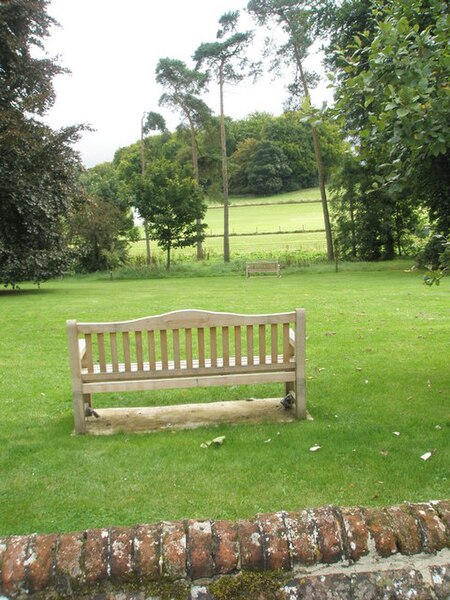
0 499 449 598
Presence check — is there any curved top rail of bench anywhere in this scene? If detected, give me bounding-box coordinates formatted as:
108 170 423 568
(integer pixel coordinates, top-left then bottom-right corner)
68 308 303 334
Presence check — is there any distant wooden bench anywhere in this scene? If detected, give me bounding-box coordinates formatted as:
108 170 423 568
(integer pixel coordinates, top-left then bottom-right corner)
67 309 306 434
246 260 281 278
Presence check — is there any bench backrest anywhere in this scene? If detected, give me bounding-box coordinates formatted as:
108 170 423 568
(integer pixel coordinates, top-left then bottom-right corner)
67 309 300 382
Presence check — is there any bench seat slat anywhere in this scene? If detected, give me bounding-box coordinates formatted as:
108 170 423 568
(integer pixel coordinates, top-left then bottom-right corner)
80 354 295 382
82 370 295 394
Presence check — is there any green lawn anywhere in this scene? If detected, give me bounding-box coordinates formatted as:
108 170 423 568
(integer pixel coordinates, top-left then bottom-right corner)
0 263 448 536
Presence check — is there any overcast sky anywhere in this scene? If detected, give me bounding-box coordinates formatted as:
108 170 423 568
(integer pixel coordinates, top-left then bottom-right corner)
44 0 332 168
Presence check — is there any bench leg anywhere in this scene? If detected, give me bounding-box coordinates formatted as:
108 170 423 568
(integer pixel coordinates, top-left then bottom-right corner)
285 382 294 396
295 378 307 420
83 392 92 408
73 391 87 434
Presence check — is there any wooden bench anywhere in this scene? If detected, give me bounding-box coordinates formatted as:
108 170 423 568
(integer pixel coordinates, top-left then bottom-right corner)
66 308 306 434
246 260 281 278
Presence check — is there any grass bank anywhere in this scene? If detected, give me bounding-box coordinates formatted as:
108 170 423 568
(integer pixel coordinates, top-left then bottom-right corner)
0 263 448 536
130 188 327 259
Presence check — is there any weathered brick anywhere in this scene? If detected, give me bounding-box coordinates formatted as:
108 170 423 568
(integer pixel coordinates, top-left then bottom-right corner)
386 505 422 555
188 520 214 580
161 521 186 578
408 503 448 553
289 572 352 599
340 506 369 562
259 512 290 571
430 564 450 599
84 528 109 586
212 519 239 575
284 509 320 566
1 535 30 597
134 523 161 580
55 531 84 593
110 527 134 582
432 500 450 537
0 538 7 566
364 507 398 557
27 533 57 593
236 518 264 571
352 569 430 598
313 506 345 564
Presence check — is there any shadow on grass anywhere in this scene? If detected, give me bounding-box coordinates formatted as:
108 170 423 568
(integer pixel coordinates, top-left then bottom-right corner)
0 287 60 297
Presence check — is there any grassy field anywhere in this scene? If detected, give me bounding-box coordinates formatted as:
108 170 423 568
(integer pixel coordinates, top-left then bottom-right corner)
224 187 322 205
205 202 324 236
0 262 448 536
130 188 326 258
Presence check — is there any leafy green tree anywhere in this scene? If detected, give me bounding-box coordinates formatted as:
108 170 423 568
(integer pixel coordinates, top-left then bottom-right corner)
69 163 138 272
140 111 167 264
136 160 207 270
229 111 343 194
331 153 422 260
247 0 335 260
330 0 449 264
155 58 211 259
194 11 256 262
246 141 292 195
229 138 259 194
0 0 83 287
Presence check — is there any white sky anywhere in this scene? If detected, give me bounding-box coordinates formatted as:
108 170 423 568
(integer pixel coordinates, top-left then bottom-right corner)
45 0 332 168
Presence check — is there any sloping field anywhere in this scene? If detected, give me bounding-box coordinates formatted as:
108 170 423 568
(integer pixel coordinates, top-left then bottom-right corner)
206 202 324 236
130 188 327 258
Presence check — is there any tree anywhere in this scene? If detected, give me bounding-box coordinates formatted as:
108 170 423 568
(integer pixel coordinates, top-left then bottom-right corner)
69 163 138 272
155 58 211 259
0 0 83 287
194 11 256 262
140 110 167 265
247 0 335 260
331 0 450 263
136 160 207 270
247 141 292 195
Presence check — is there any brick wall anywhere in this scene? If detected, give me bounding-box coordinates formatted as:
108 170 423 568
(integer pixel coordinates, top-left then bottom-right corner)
1 500 449 599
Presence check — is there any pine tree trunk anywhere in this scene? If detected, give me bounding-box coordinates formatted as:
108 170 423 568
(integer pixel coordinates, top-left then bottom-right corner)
188 117 203 261
311 126 334 261
296 49 334 261
219 67 230 263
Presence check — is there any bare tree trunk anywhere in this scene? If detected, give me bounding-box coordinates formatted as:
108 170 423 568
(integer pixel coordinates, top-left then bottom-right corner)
311 126 334 261
219 66 230 263
140 116 152 266
296 52 334 261
188 117 204 260
144 221 151 266
166 243 171 271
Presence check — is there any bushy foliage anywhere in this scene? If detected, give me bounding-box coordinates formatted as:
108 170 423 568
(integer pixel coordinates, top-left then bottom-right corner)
136 159 207 270
0 0 83 287
328 0 450 262
68 163 139 272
